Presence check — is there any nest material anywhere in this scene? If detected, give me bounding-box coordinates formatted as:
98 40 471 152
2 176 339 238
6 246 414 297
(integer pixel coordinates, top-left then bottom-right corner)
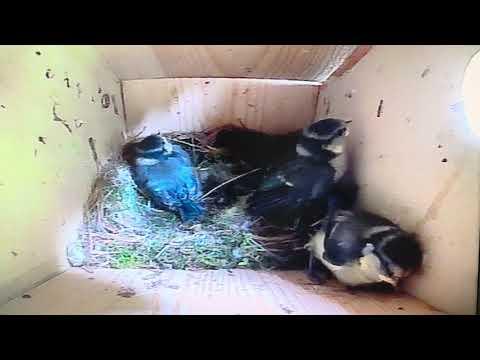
72 129 307 270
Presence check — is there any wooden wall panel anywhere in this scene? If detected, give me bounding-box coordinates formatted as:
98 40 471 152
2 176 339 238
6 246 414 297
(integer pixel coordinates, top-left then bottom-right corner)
97 45 359 82
123 78 319 135
0 46 125 306
315 45 480 314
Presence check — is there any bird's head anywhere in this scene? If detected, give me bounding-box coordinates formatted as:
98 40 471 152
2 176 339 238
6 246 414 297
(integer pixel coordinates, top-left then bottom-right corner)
362 232 423 287
304 118 351 140
297 118 351 159
134 135 174 156
122 135 174 166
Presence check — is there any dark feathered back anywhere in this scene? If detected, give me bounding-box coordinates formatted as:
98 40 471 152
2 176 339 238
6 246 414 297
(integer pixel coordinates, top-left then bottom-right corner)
245 118 353 229
246 158 336 227
213 126 300 169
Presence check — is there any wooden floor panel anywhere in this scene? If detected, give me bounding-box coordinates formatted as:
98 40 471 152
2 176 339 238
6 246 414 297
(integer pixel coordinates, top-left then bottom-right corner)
0 268 444 315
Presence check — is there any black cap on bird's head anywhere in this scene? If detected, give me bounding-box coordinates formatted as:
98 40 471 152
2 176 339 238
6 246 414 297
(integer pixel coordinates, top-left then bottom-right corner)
303 118 351 141
122 134 174 165
133 135 173 155
374 231 423 287
380 232 423 272
297 118 351 159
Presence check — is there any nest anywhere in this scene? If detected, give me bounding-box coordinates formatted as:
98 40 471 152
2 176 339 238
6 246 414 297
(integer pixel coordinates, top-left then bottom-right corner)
69 128 307 271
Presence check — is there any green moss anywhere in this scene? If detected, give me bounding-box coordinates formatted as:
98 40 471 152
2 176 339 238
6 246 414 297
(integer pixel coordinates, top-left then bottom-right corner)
112 249 143 269
77 156 277 271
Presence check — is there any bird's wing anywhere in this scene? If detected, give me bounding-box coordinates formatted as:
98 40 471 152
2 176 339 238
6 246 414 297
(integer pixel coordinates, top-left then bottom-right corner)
168 161 202 198
171 145 192 161
247 161 335 223
323 216 365 266
257 160 320 192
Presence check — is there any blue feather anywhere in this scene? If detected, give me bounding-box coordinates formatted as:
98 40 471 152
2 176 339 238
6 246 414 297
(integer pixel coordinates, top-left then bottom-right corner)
125 137 204 222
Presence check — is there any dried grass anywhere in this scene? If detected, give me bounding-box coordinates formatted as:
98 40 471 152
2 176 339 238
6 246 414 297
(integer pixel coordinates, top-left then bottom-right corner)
69 129 305 270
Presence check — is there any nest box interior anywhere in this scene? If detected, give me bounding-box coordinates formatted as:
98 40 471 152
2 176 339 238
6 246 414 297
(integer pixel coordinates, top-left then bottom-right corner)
0 45 479 315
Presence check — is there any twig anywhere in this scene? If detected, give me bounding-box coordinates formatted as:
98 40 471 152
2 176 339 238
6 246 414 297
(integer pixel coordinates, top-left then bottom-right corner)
168 138 210 152
199 168 262 200
252 234 297 242
191 135 196 160
154 245 171 259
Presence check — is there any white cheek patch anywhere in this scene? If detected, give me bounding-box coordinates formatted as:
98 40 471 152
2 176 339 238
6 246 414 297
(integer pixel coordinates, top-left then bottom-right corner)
296 144 313 157
323 135 346 154
136 157 160 166
323 143 344 154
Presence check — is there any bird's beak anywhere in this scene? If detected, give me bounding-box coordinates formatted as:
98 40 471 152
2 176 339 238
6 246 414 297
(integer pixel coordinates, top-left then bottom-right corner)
345 120 353 124
379 274 398 287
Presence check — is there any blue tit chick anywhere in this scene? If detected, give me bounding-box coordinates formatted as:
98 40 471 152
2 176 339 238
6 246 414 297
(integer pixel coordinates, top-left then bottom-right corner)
122 135 204 223
305 209 423 289
212 125 300 170
246 118 352 228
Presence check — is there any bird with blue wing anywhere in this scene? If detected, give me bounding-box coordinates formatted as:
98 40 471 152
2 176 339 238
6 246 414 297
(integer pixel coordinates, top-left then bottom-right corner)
122 135 204 223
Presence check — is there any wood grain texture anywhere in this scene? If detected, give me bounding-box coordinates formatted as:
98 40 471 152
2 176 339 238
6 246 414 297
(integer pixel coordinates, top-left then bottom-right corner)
332 45 373 77
0 45 125 306
0 268 444 315
315 45 480 314
96 45 359 82
123 78 319 135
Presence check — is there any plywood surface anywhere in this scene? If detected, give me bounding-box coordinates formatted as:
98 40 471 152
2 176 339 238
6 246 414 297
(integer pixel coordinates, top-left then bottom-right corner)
123 78 319 135
0 46 125 306
315 45 480 314
96 45 359 82
0 268 443 315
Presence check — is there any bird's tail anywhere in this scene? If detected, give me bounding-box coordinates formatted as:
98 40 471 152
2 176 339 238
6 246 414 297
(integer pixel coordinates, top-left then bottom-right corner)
179 202 205 223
